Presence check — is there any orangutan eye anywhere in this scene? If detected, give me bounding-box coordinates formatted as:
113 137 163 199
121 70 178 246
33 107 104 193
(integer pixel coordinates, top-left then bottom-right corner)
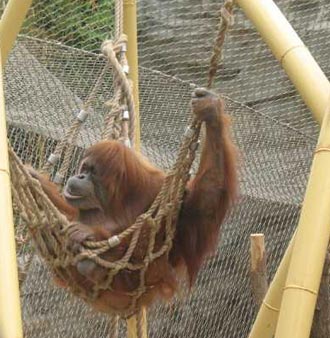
89 165 96 176
80 162 91 174
79 160 97 177
80 163 88 173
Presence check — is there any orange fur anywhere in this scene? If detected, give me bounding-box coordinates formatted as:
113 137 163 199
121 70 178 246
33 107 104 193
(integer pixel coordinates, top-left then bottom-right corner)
33 90 238 314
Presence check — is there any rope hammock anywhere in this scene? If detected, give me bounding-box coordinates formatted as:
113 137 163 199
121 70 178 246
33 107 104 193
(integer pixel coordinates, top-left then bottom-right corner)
9 0 235 332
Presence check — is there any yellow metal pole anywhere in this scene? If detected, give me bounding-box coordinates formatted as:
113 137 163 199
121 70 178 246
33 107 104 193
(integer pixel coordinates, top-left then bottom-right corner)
235 0 330 124
127 311 148 338
273 100 330 338
0 53 23 338
0 0 33 66
0 2 33 337
123 0 140 150
248 236 294 338
123 1 146 337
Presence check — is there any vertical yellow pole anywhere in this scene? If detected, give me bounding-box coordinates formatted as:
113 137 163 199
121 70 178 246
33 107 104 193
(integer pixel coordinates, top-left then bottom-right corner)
0 1 33 337
236 0 330 124
127 311 148 338
0 0 33 66
123 0 140 150
123 1 146 337
0 54 23 338
273 101 330 338
250 233 268 307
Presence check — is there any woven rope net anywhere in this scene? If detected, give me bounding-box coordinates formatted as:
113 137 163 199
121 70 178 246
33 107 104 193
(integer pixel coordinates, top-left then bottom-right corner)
2 0 329 337
8 0 232 324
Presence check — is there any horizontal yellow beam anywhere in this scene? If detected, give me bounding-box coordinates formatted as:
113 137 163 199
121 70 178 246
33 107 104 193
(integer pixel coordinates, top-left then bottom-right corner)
236 0 330 124
0 0 33 66
0 52 23 338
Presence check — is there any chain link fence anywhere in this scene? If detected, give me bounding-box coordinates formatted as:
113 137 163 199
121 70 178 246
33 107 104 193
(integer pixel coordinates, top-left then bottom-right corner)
1 0 329 337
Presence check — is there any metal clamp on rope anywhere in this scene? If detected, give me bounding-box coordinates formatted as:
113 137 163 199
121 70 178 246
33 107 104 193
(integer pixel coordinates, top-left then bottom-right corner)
122 108 130 121
53 173 65 185
122 64 129 74
47 153 60 166
184 126 194 138
123 139 132 148
77 109 89 123
120 41 127 53
108 235 120 248
190 140 200 151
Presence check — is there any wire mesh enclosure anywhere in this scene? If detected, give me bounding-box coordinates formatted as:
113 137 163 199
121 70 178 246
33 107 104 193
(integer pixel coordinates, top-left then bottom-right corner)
2 0 330 337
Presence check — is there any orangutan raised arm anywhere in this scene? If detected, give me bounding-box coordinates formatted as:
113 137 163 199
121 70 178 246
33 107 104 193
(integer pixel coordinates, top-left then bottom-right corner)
170 88 238 284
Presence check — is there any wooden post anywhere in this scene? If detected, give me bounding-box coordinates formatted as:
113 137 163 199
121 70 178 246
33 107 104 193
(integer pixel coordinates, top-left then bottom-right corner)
250 234 268 307
248 235 295 338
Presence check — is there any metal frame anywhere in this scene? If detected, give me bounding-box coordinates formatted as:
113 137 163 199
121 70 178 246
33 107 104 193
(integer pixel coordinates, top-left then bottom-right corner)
0 0 33 336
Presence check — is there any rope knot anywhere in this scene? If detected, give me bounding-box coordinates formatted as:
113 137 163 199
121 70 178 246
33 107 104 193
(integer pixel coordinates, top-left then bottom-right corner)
102 34 128 56
101 39 115 56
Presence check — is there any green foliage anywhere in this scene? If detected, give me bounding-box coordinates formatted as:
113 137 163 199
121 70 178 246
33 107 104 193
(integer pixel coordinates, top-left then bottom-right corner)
23 0 115 52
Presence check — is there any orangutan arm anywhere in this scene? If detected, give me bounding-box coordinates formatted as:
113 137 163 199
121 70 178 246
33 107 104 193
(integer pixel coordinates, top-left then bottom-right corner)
171 88 238 284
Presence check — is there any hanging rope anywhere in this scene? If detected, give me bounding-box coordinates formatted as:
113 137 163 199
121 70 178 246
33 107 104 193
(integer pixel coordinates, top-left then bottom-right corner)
101 35 135 144
115 0 124 39
208 0 235 89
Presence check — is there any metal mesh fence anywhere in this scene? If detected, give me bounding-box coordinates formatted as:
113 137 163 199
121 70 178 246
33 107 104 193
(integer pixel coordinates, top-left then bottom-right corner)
1 0 329 337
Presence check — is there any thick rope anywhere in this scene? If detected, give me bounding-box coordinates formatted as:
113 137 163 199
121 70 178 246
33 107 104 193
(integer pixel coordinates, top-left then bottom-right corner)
100 1 135 145
115 0 124 39
207 0 235 89
101 36 135 145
